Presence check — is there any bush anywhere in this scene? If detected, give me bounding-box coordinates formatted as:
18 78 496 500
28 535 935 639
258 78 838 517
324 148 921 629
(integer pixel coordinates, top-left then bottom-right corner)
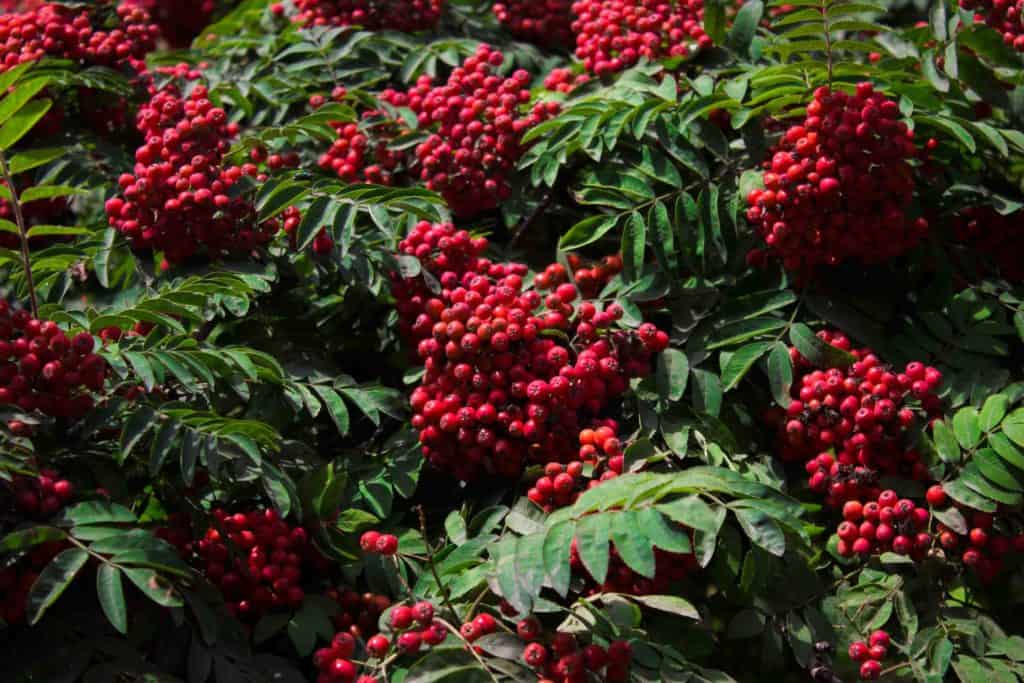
1 1 1024 682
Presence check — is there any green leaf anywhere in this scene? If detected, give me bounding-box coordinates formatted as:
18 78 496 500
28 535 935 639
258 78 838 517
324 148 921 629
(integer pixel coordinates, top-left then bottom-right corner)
313 385 350 435
0 525 66 551
656 348 689 403
704 1 727 44
989 433 1024 471
123 567 182 607
952 407 982 449
630 594 700 620
256 179 308 222
559 214 619 251
766 342 793 407
62 501 137 526
732 505 786 556
610 511 656 579
728 0 764 55
0 78 49 129
543 520 575 598
974 449 1023 492
722 341 773 391
26 548 89 624
295 196 338 251
789 323 855 369
979 394 1009 432
575 512 611 584
0 98 52 150
20 185 85 203
96 564 127 634
931 420 961 464
621 211 646 283
7 146 64 175
943 479 997 513
636 507 692 554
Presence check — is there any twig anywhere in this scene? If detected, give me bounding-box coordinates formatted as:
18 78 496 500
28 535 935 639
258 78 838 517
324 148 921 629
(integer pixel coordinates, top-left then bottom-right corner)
0 150 39 318
509 190 554 249
415 504 459 620
434 617 502 683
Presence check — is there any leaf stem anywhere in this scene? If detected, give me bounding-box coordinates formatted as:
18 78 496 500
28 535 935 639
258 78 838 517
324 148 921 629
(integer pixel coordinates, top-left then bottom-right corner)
0 149 39 318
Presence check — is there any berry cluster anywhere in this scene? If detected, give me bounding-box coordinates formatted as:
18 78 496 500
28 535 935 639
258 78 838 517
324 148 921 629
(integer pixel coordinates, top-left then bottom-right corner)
121 0 215 46
847 630 891 680
359 530 399 555
960 0 1024 52
381 45 558 217
518 629 633 682
493 0 574 47
569 0 712 76
6 469 74 518
193 508 309 621
745 84 928 273
0 303 106 430
318 113 407 186
0 3 158 75
543 67 591 93
313 601 447 683
104 83 275 268
533 253 623 299
765 330 942 507
391 221 667 480
325 587 392 639
952 206 1024 281
527 421 624 511
291 0 443 31
925 484 1024 583
835 490 931 559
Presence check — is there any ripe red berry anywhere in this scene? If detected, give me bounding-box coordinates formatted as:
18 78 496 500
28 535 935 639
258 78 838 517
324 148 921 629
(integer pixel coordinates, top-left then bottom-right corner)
366 634 390 657
925 484 947 507
848 641 870 662
859 659 882 680
390 605 414 630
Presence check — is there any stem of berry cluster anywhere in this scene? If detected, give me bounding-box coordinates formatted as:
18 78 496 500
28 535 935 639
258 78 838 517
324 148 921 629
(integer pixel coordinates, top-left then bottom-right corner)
0 149 39 318
415 504 459 620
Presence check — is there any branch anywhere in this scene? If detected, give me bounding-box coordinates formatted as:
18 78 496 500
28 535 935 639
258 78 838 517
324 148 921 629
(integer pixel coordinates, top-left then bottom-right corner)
0 150 38 318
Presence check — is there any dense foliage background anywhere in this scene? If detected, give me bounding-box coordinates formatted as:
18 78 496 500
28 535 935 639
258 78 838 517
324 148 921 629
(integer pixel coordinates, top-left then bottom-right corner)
1 0 1024 682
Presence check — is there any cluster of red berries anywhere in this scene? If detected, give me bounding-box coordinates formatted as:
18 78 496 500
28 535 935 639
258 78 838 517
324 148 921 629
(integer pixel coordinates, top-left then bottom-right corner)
952 206 1024 281
527 422 624 511
519 629 633 682
317 113 407 186
359 530 399 555
192 508 309 621
534 253 623 299
391 221 667 480
325 587 391 639
764 330 943 507
0 303 106 430
924 484 1024 583
835 490 931 559
6 469 74 518
569 0 712 76
493 0 574 47
381 45 559 217
0 539 65 625
291 0 443 31
121 0 215 47
847 630 891 680
104 83 277 268
745 84 928 273
543 67 591 93
313 601 447 683
960 0 1024 52
0 2 158 75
